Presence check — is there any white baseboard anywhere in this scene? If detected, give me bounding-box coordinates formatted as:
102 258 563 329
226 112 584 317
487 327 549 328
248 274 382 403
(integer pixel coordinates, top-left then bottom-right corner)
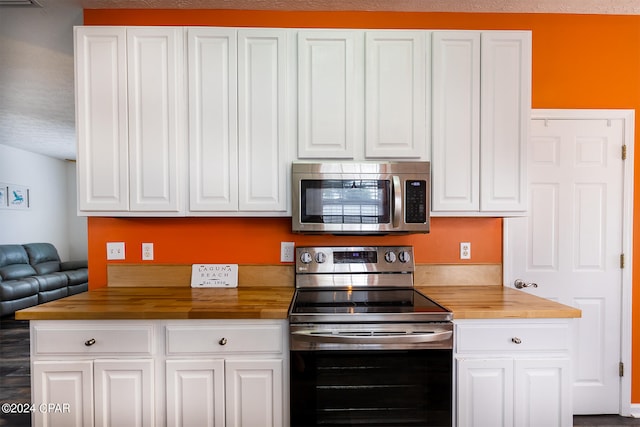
629 403 640 418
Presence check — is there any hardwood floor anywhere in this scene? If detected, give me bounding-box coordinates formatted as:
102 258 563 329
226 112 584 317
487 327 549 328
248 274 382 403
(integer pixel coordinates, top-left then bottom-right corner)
1 315 638 427
0 316 30 427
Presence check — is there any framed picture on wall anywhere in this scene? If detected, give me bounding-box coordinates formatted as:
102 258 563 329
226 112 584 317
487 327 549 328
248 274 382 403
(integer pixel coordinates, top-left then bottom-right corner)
8 184 30 209
0 184 7 208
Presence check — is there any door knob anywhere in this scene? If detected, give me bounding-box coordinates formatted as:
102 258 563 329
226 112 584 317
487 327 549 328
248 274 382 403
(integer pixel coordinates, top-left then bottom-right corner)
514 279 538 289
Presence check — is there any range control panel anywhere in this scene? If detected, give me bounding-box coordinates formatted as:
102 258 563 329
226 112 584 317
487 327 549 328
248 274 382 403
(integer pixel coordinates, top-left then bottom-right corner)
295 246 414 275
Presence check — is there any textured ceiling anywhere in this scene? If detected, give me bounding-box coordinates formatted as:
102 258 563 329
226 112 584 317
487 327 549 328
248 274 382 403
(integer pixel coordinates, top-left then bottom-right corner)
79 0 640 14
1 0 639 161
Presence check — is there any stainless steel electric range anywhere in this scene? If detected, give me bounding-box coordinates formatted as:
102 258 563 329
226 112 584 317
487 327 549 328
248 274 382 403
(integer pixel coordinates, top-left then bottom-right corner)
288 246 453 427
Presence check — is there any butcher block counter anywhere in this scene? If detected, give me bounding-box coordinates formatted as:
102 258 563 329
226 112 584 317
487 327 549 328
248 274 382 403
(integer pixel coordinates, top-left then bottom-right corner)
419 285 581 319
15 286 296 320
14 261 580 320
15 285 579 320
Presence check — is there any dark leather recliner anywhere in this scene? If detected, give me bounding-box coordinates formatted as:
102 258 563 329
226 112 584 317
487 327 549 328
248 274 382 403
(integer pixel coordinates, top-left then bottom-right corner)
0 243 88 316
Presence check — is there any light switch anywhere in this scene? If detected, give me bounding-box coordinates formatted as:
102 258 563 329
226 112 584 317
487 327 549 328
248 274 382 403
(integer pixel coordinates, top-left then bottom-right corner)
106 242 125 260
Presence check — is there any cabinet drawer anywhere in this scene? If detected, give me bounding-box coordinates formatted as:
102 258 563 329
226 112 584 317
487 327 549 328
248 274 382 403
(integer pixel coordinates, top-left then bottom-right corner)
456 322 570 353
33 322 154 355
166 323 283 355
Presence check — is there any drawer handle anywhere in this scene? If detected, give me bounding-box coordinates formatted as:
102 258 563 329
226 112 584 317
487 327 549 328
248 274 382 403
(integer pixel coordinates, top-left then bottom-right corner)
84 338 96 346
218 337 228 346
511 337 522 344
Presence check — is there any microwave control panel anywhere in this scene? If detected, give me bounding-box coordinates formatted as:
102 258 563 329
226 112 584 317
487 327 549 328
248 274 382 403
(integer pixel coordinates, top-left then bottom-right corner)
405 180 427 223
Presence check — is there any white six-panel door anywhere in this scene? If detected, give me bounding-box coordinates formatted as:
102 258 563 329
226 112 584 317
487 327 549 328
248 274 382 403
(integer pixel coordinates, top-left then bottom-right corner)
504 111 632 414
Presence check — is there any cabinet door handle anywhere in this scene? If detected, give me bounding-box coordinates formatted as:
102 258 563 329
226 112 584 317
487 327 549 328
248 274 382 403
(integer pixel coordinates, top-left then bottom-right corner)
218 337 228 346
84 338 96 346
511 337 522 344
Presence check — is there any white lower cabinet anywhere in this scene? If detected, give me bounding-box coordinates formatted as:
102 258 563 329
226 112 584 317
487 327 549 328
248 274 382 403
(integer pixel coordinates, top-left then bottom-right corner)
30 320 288 427
32 358 155 427
166 359 225 427
455 320 572 427
32 360 93 427
165 320 286 427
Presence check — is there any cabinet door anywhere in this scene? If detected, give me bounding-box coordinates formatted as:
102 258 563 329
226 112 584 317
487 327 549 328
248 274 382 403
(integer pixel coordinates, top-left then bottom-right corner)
225 359 283 427
480 32 531 212
188 28 238 212
297 30 363 158
365 31 429 159
127 27 184 212
432 31 481 212
75 27 129 212
32 360 93 427
457 357 513 427
166 359 225 427
94 359 154 427
237 29 290 212
514 358 572 427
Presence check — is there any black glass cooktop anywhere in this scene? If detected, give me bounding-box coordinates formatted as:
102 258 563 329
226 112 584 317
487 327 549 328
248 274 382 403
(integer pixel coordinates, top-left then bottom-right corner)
290 288 451 320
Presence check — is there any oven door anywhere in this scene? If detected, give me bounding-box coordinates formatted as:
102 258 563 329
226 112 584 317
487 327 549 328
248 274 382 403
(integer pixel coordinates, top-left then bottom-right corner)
289 323 453 427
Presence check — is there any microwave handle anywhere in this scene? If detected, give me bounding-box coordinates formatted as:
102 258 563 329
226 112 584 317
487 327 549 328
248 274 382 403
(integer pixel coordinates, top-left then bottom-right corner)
392 176 402 228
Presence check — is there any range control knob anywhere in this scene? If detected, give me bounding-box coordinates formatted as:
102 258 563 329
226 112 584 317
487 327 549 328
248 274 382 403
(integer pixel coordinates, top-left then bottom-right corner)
398 251 411 263
384 251 397 263
315 252 327 263
300 252 313 264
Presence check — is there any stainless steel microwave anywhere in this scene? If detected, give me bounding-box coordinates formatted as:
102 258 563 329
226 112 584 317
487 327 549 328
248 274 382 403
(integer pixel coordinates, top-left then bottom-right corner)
292 162 430 235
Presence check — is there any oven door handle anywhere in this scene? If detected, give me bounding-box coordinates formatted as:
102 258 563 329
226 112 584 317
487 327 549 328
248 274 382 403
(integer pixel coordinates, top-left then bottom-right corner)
291 330 452 344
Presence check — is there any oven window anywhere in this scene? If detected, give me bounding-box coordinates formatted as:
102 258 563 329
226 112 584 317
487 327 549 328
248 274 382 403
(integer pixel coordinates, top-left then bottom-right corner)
290 349 452 427
300 180 391 224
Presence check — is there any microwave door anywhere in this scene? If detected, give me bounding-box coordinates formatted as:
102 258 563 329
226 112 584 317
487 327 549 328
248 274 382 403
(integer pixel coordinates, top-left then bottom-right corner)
392 176 402 229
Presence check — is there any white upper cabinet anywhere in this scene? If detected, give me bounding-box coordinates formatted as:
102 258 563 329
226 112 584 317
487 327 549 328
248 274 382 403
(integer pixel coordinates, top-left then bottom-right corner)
432 31 481 212
297 30 430 160
77 26 292 216
187 27 238 212
188 28 291 215
364 31 429 159
127 27 184 213
76 26 530 217
432 30 531 216
75 26 185 215
237 29 291 212
480 32 531 212
75 27 129 212
297 30 363 159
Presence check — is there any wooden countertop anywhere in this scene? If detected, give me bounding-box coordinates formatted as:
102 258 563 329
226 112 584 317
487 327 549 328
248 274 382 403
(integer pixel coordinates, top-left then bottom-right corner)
15 287 295 321
15 285 580 321
417 285 581 319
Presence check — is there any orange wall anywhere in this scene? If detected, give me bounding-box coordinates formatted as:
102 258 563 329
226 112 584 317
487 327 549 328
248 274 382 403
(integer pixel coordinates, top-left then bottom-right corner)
83 10 640 402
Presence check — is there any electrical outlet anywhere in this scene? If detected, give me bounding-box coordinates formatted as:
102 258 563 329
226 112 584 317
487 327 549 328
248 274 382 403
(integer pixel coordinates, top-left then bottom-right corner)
460 242 471 260
142 243 154 261
106 242 125 260
281 242 295 263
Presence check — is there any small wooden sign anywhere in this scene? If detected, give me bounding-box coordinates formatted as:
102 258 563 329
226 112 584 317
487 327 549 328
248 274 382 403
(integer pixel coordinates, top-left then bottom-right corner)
190 264 238 288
